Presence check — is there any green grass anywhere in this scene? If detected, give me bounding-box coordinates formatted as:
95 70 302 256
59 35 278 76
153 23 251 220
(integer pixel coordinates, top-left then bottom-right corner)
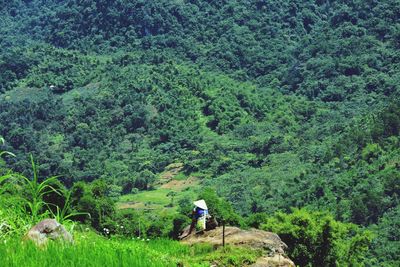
171 172 187 181
123 189 172 204
118 187 197 211
0 233 184 267
0 232 260 267
119 188 173 207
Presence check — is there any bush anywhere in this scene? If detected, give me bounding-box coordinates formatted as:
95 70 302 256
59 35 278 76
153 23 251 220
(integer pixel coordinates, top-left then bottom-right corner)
361 143 382 163
262 208 372 266
170 214 191 239
245 213 268 229
70 181 116 231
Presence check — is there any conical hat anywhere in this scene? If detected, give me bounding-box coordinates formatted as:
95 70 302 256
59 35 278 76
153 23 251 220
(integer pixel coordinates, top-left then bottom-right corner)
193 199 208 210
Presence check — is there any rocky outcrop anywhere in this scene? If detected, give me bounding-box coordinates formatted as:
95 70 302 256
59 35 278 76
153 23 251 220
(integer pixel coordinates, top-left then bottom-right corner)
181 226 294 267
24 219 73 246
251 255 295 267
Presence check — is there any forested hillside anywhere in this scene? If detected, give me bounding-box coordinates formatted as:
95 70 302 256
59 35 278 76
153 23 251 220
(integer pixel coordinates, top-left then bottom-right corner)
1 0 399 265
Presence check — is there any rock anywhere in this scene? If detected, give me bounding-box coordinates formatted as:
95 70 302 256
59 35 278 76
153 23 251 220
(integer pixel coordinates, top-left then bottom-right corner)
25 219 73 246
205 216 218 230
181 226 286 254
180 226 294 266
251 255 295 267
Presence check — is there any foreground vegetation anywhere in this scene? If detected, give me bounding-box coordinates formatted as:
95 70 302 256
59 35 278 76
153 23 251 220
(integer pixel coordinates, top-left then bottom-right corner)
0 155 374 267
1 231 262 267
0 158 259 266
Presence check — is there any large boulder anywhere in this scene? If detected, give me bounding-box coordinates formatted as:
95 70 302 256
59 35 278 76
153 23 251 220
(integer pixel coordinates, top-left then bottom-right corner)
181 226 295 267
181 226 285 254
25 219 73 246
251 255 295 267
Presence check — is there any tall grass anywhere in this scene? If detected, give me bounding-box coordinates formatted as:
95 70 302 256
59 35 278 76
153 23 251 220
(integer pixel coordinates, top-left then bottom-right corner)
0 232 214 267
0 230 259 267
0 234 178 267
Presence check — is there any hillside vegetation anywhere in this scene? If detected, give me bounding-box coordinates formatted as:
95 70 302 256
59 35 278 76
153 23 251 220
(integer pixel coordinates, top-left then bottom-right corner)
0 0 399 266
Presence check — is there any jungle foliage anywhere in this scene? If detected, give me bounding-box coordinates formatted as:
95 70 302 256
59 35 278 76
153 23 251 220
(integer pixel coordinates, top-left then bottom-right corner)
0 0 399 265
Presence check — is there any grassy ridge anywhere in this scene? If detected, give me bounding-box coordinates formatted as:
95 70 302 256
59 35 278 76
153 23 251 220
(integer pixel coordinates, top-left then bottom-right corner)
0 232 260 267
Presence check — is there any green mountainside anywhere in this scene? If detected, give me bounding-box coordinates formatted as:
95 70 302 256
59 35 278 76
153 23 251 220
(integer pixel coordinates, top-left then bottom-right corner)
0 0 399 265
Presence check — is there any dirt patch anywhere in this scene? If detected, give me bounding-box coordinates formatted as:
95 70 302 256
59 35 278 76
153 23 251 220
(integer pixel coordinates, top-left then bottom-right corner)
159 163 184 180
117 202 145 209
160 176 198 190
117 202 160 210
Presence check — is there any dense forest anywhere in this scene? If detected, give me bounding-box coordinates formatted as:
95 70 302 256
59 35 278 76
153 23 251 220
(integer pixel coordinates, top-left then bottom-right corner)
1 0 399 266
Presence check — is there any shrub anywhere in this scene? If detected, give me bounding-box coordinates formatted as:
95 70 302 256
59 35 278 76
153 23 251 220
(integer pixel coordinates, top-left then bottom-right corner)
361 143 382 163
262 208 372 266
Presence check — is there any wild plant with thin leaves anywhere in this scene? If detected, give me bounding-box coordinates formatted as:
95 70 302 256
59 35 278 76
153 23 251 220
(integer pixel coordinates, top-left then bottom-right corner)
0 198 29 238
48 189 88 225
0 137 15 158
1 154 61 237
0 139 26 238
0 172 12 195
1 154 87 237
0 137 16 194
15 155 61 224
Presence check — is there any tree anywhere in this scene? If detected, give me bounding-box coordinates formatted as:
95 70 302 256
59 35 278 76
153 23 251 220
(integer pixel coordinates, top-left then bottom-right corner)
166 191 177 207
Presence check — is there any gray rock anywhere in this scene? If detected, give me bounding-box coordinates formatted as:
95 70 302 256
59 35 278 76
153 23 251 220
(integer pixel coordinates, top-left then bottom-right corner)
251 255 295 267
181 226 295 266
25 219 73 246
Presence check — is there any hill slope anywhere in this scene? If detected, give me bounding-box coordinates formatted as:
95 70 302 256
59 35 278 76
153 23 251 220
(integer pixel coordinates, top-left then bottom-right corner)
0 0 399 265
